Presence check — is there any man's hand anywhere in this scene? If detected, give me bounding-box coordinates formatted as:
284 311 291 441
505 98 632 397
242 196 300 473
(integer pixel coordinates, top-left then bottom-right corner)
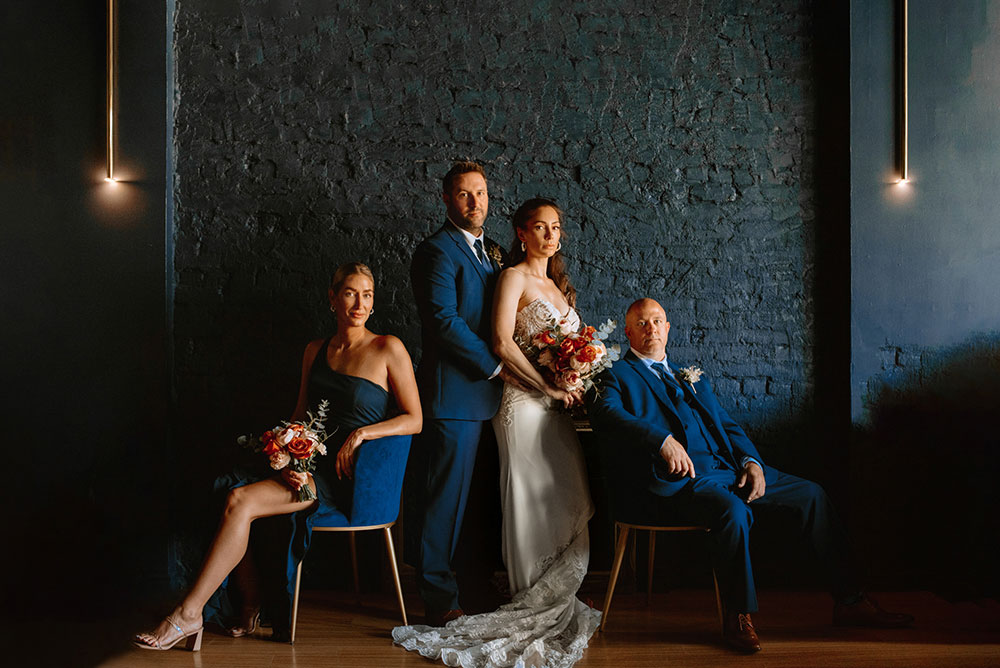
736 461 765 502
659 434 696 478
498 365 532 392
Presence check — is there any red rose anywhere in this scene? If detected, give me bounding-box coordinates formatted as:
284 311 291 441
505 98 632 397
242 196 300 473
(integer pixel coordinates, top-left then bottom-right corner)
582 325 597 338
287 437 315 460
576 345 599 364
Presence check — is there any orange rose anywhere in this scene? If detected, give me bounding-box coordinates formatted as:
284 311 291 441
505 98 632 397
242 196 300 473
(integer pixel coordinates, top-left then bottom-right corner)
287 437 315 460
581 325 597 338
261 431 281 455
559 338 576 357
575 345 599 364
533 330 557 347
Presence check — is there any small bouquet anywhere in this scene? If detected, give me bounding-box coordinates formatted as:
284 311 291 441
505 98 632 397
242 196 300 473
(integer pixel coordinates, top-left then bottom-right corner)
237 400 334 502
519 318 620 393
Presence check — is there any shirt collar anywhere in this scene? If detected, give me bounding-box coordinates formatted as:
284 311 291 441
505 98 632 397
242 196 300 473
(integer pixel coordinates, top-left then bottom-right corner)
630 347 668 369
447 216 485 250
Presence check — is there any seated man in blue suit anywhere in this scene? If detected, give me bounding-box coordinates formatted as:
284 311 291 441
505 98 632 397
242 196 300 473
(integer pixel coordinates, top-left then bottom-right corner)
589 297 912 652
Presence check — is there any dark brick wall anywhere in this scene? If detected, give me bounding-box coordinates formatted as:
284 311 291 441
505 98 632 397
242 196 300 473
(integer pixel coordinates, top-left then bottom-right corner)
173 0 821 457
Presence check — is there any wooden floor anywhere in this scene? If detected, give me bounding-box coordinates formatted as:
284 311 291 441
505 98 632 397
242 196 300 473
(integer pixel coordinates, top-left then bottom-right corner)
19 590 1000 667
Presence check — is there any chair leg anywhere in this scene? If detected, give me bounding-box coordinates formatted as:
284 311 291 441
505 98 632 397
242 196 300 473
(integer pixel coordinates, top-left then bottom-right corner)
290 559 303 644
600 524 631 632
646 530 656 606
383 526 408 626
349 533 361 605
712 568 724 634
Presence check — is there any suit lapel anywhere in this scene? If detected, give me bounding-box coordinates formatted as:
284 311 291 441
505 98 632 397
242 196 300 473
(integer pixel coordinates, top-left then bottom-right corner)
626 353 681 418
668 361 711 414
442 222 488 286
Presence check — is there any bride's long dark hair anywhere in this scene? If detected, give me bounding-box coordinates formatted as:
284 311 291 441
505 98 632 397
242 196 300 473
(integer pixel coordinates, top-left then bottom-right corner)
508 198 577 307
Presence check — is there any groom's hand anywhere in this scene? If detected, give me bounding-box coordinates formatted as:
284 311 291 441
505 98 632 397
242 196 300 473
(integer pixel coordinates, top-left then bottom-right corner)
498 365 532 392
659 435 696 478
736 461 766 502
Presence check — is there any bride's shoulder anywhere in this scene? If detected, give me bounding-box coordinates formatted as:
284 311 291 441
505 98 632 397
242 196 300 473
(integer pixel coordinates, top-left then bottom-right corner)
497 265 529 286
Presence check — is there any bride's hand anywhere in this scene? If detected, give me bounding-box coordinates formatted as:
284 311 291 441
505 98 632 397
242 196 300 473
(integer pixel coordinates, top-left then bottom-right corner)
336 428 367 480
281 468 309 491
547 386 579 409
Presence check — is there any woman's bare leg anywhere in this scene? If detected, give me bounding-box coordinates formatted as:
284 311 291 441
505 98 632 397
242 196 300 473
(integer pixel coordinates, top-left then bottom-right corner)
138 476 315 645
227 550 261 632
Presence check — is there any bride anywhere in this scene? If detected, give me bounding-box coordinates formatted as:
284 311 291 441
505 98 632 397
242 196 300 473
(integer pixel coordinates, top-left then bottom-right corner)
394 199 600 668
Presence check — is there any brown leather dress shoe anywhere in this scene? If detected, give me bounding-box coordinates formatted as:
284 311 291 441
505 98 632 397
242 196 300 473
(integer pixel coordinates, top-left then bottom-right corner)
833 594 914 628
424 608 465 627
723 612 762 653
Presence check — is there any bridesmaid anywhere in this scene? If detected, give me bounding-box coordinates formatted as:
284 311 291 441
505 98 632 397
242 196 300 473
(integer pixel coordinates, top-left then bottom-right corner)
134 262 421 650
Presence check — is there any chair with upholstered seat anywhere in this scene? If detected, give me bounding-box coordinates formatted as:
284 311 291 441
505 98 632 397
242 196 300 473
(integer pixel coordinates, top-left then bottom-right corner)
290 433 411 642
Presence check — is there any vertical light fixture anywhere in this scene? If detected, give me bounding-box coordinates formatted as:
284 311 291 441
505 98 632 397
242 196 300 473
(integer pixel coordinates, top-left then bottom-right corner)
897 0 909 184
105 0 117 183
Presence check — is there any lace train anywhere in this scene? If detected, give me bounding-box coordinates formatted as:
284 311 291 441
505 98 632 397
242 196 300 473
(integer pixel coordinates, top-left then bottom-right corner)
392 530 600 668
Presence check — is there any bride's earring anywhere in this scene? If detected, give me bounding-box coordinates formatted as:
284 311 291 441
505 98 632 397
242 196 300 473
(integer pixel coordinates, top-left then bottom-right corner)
368 308 374 315
329 305 335 313
521 241 526 251
556 242 562 251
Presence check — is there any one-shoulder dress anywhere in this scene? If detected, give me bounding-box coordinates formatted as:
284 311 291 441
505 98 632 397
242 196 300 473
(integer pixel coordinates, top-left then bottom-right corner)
205 337 392 640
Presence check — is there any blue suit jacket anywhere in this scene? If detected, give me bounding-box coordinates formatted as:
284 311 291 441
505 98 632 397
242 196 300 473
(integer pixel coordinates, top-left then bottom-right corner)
411 222 505 421
589 350 777 498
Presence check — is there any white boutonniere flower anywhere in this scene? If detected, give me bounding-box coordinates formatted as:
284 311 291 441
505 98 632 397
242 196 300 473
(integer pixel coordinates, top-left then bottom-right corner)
487 243 503 268
676 366 704 393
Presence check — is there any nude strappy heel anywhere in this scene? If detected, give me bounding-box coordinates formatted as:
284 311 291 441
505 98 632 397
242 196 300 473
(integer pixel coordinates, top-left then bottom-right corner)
227 609 261 638
133 616 203 651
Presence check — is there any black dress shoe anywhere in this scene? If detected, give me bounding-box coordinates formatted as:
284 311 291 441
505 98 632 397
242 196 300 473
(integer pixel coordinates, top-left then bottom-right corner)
833 594 914 628
424 608 465 627
723 612 762 653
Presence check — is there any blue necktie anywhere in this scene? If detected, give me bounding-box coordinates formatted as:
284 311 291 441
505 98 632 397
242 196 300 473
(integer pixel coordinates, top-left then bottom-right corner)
652 361 682 401
473 238 488 268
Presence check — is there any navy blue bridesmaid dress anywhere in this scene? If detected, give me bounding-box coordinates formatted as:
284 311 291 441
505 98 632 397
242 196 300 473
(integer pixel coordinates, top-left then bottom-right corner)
205 337 392 640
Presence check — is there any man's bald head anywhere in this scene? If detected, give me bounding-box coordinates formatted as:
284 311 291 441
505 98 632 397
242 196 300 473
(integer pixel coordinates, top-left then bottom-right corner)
624 298 670 359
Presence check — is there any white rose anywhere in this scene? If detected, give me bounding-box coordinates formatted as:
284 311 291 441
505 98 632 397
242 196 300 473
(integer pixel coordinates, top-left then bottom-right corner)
315 443 327 456
277 428 295 446
538 348 555 367
269 451 291 470
558 319 575 335
569 357 591 375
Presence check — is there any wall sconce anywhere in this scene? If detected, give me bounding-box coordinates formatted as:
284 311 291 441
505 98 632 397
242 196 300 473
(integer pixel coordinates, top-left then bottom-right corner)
896 0 908 184
105 0 117 183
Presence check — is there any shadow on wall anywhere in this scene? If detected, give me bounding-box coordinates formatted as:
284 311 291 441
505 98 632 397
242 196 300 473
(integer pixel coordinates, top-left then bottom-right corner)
852 335 1000 599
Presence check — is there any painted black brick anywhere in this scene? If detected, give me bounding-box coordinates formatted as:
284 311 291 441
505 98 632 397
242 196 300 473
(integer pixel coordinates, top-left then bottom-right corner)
172 0 817 445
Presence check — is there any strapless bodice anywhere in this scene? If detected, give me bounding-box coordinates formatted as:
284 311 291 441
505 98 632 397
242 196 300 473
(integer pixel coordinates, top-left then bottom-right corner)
514 298 581 345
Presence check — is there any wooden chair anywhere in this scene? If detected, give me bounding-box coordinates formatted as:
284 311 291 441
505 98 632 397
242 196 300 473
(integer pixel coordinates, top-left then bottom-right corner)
290 434 411 642
600 521 723 632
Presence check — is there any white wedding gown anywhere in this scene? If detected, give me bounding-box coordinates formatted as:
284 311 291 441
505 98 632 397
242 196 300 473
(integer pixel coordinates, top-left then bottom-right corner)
393 299 600 668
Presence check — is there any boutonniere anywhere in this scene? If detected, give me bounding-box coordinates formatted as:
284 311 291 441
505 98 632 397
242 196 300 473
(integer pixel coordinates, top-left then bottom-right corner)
676 366 704 393
487 243 503 268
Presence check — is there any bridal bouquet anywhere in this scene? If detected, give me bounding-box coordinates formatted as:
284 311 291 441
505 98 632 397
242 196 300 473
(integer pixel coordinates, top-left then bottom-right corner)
520 318 620 393
237 400 334 501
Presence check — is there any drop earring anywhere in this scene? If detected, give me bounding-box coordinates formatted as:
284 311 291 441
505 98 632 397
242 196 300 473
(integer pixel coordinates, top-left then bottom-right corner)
556 242 562 251
329 305 335 313
520 241 526 251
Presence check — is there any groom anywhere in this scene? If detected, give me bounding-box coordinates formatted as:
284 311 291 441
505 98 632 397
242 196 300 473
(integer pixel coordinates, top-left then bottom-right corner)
588 298 912 652
410 161 522 625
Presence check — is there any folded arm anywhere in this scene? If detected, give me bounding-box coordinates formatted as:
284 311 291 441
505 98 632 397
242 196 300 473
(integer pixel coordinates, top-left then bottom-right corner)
412 243 500 379
491 269 562 395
